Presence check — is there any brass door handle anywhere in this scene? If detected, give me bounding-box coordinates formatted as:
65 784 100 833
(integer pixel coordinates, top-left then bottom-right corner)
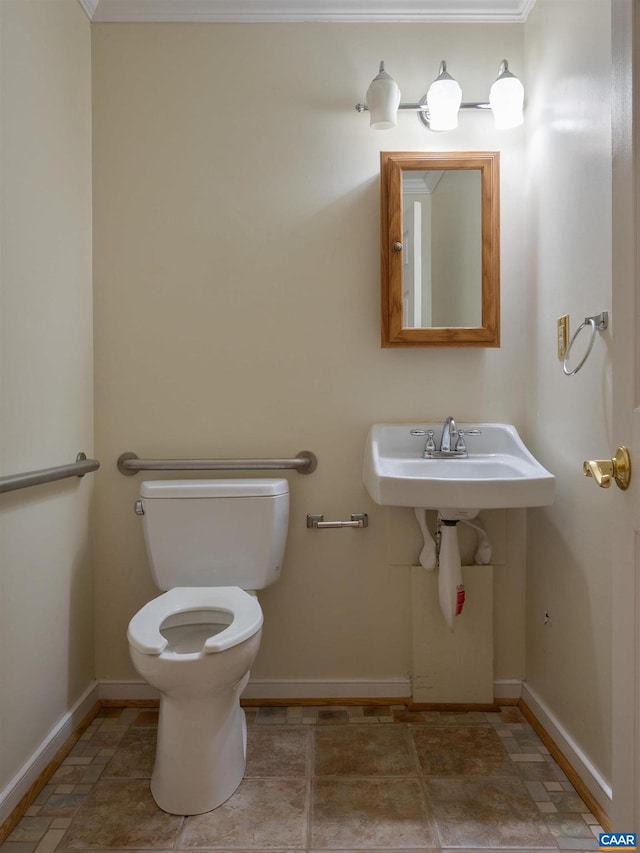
583 446 631 490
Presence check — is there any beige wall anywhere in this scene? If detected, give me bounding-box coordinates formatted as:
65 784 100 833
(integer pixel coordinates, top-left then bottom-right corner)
0 0 617 821
92 22 529 691
0 0 94 805
524 0 612 786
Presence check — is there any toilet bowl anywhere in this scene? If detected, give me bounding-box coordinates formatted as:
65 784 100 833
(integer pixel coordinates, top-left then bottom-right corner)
126 478 289 815
128 587 263 815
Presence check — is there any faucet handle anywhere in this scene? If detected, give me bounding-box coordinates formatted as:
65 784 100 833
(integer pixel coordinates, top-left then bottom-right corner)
425 430 436 452
455 432 467 453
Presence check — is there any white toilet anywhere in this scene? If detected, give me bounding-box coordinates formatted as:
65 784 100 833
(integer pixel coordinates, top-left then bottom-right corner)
127 478 289 816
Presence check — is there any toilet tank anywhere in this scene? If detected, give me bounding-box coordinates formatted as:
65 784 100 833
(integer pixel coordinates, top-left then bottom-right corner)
139 479 289 591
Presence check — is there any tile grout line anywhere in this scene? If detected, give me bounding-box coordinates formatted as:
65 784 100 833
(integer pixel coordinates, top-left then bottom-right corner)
406 722 444 852
305 724 314 853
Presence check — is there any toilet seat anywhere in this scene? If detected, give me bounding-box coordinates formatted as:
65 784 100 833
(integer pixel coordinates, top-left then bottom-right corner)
128 586 263 656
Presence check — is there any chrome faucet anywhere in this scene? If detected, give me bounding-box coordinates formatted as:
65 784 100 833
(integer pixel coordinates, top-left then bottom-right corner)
440 416 457 453
414 417 472 458
413 418 479 458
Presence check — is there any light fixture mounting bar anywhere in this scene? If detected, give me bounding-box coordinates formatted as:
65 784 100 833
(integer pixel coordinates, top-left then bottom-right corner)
355 101 491 113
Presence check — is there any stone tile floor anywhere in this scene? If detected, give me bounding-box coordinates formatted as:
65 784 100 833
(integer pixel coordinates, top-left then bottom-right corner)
1 704 604 853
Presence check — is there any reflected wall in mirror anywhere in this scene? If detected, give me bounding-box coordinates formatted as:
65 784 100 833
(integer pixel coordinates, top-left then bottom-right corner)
380 151 500 347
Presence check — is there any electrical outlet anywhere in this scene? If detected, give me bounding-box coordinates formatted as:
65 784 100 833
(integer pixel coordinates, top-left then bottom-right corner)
557 315 569 360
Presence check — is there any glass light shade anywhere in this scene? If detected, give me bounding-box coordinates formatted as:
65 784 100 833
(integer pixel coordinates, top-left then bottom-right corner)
489 60 524 129
426 61 462 131
365 61 401 130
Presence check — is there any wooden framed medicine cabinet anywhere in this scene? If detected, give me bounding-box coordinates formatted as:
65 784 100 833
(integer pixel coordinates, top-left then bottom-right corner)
380 151 500 347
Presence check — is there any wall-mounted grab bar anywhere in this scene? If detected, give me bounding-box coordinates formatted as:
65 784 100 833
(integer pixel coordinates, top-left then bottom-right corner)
117 450 318 476
0 452 100 495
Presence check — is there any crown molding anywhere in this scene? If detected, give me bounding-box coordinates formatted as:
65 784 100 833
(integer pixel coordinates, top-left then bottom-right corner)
85 0 536 23
78 0 100 18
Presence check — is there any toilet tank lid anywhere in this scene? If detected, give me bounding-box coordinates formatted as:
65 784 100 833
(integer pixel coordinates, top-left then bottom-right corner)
140 478 289 499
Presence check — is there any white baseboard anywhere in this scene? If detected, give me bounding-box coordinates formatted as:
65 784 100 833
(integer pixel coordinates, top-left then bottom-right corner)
494 678 523 700
99 678 412 703
521 681 612 813
0 681 100 827
242 677 412 700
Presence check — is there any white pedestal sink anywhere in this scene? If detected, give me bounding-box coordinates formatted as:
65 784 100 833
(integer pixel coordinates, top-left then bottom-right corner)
363 422 555 510
363 422 555 694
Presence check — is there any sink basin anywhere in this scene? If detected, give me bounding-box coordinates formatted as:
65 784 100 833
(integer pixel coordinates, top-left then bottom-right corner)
363 423 555 510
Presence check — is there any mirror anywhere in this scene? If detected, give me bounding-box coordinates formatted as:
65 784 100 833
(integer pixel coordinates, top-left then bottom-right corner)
380 151 500 347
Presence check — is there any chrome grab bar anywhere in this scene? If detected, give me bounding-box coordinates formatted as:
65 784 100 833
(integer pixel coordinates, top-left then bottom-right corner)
0 452 100 495
117 450 318 476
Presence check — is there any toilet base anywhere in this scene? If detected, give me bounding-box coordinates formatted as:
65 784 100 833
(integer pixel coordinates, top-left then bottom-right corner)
151 673 250 815
128 608 262 816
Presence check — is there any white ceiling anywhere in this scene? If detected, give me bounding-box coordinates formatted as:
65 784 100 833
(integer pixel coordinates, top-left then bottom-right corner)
79 0 536 23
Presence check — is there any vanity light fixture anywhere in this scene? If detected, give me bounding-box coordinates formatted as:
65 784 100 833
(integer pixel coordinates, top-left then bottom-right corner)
356 59 524 131
365 61 402 129
489 60 525 129
426 61 463 131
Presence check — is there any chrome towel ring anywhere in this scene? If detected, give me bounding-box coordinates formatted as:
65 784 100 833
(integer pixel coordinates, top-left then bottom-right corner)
563 311 608 376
